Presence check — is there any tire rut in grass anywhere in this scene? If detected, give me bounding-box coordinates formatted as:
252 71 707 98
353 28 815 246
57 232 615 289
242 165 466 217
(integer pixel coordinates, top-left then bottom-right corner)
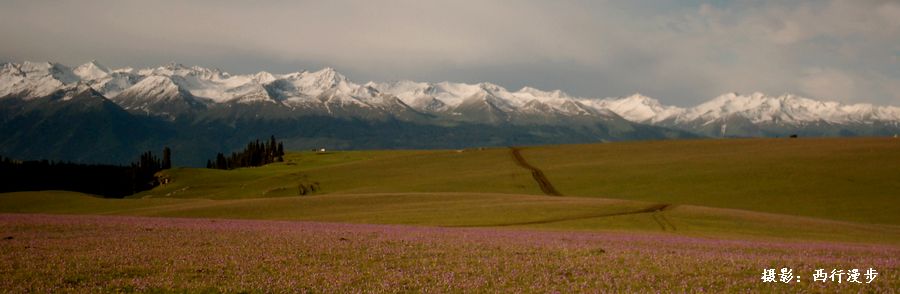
454 204 674 228
651 205 677 231
503 147 675 231
509 147 562 196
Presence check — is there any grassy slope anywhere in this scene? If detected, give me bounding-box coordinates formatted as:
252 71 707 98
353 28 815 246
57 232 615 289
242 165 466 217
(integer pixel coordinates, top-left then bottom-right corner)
143 148 540 199
1 138 899 243
3 191 899 244
145 138 900 225
523 138 900 225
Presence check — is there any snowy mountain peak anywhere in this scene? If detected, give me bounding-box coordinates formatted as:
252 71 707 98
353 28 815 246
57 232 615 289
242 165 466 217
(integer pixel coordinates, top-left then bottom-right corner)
478 82 504 93
0 62 24 77
274 67 357 99
19 61 53 71
252 71 276 84
19 61 80 84
189 65 228 80
73 60 111 81
588 93 682 123
308 67 347 85
517 86 569 99
117 75 187 102
140 62 224 78
621 93 664 107
0 61 80 99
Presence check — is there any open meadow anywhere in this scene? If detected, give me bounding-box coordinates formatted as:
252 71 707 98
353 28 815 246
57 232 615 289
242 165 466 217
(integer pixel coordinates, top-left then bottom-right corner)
2 214 898 293
2 138 899 292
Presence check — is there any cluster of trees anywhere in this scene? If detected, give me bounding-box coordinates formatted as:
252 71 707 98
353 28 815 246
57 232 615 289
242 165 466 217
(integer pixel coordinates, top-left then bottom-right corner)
207 136 285 170
0 147 172 198
137 147 173 171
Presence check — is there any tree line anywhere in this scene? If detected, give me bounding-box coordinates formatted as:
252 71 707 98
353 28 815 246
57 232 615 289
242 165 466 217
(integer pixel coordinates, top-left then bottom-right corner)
206 136 285 170
0 147 172 198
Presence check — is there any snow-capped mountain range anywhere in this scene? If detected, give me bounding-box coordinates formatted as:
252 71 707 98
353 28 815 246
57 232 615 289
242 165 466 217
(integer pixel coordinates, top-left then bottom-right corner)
4 60 900 165
3 61 616 124
4 61 899 133
598 92 900 126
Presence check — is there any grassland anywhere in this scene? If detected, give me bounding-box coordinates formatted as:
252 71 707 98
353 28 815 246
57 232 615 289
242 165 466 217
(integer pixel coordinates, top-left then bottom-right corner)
143 148 540 199
1 137 899 292
126 137 900 225
523 137 900 225
2 214 898 293
1 137 899 242
2 190 899 245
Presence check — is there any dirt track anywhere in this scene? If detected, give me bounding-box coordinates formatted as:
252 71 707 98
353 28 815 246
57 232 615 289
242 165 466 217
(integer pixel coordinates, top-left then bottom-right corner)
651 204 677 231
457 203 676 230
505 147 676 231
509 147 562 196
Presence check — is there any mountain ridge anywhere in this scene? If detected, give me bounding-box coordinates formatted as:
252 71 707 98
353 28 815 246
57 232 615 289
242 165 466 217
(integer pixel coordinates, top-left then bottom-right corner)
1 60 899 165
4 60 898 128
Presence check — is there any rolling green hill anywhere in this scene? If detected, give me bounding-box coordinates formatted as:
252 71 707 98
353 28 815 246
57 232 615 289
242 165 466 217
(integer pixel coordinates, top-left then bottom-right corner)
143 148 540 199
140 137 900 224
523 137 900 225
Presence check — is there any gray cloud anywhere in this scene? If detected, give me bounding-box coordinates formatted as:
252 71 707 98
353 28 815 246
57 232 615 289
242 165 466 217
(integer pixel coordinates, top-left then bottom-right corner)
1 0 898 106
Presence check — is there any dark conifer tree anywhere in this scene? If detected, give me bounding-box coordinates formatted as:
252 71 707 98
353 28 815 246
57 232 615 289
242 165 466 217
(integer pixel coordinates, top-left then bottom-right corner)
162 147 172 169
216 153 227 170
276 142 285 162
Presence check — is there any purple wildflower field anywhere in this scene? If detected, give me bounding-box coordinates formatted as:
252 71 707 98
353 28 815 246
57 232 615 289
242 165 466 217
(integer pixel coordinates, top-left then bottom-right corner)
1 213 897 293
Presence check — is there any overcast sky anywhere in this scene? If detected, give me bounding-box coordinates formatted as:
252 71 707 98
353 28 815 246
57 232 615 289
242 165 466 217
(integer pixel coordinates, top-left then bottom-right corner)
1 0 899 106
